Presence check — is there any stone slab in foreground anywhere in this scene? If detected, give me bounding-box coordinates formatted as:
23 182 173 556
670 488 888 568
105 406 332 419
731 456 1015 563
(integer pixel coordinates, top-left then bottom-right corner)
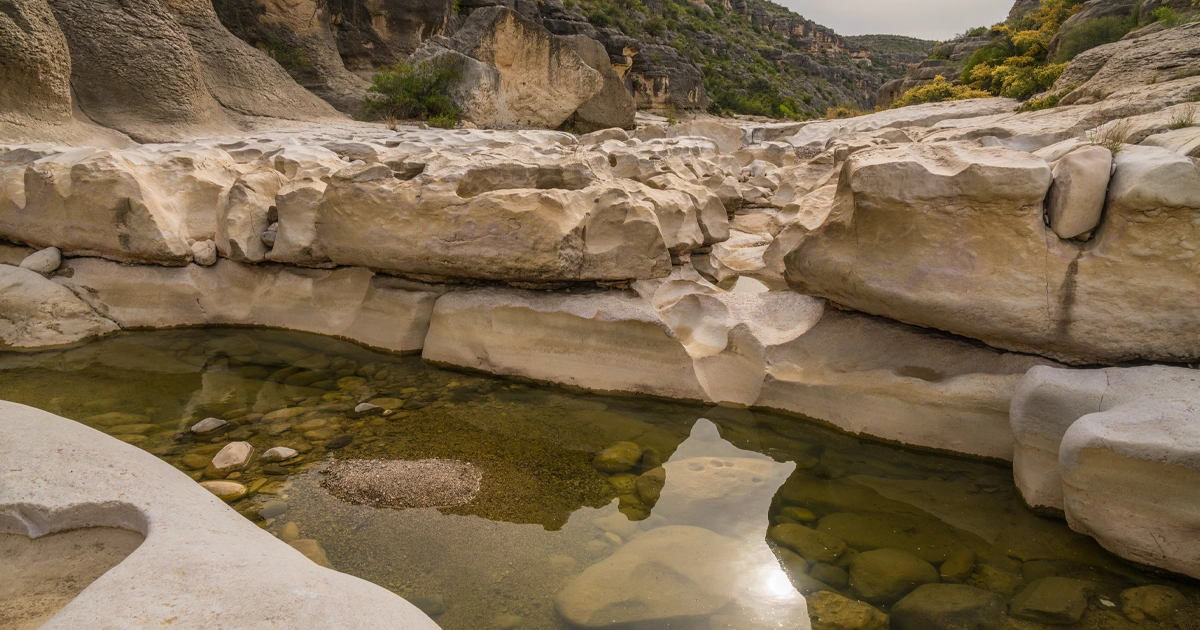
0 401 439 628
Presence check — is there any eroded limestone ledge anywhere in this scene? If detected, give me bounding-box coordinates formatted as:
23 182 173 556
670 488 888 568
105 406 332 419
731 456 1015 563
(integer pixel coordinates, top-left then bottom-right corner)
0 401 439 629
424 277 1052 460
56 257 441 353
1011 365 1200 579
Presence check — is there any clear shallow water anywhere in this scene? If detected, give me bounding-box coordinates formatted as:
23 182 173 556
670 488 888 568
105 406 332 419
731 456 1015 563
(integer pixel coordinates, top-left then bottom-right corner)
1 327 1197 629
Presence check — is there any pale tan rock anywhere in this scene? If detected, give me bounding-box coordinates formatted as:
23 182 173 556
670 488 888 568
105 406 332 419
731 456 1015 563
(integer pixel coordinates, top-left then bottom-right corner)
209 441 254 473
1142 126 1200 157
266 180 329 265
0 264 117 348
56 258 440 353
1046 145 1112 239
1056 22 1200 105
19 246 61 274
217 168 285 262
785 98 1017 149
317 169 671 282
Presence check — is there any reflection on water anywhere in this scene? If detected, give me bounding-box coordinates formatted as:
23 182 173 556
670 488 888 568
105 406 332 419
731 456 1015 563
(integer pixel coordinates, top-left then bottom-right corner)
0 328 1197 630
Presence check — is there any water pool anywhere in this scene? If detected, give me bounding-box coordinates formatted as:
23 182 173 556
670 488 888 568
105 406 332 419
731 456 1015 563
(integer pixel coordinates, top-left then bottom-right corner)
1 327 1195 629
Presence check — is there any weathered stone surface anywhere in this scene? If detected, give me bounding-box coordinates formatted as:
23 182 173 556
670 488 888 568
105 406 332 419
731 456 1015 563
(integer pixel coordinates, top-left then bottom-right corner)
190 417 228 434
0 402 440 628
19 246 61 274
807 591 888 630
159 0 340 122
848 549 939 604
1046 146 1111 239
1008 577 1093 624
429 7 602 129
266 180 329 266
199 480 248 501
1011 364 1200 578
561 34 636 132
318 164 671 282
783 99 1017 149
769 523 845 564
0 264 118 349
46 0 235 142
262 446 298 462
0 147 247 264
1056 22 1200 105
891 584 1005 630
1142 126 1200 158
56 257 440 353
1121 585 1185 622
785 140 1200 365
208 441 254 474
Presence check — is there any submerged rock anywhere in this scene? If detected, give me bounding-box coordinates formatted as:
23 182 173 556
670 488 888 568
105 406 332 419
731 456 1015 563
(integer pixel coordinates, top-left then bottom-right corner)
1121 584 1185 622
207 441 253 475
592 441 642 473
288 538 333 569
200 480 247 501
890 584 1005 630
1008 577 1094 625
320 459 481 508
189 417 228 434
807 591 888 630
261 446 297 462
848 548 938 604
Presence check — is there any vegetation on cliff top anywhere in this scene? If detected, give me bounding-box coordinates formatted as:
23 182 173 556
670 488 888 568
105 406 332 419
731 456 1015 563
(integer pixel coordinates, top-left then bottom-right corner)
564 0 932 119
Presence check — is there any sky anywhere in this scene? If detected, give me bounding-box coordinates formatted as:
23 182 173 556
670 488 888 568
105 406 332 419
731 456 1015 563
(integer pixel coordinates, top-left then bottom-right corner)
776 0 1016 41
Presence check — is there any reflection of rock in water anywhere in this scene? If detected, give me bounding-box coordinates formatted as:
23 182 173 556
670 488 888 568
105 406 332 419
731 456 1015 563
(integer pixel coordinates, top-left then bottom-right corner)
321 459 482 508
555 419 806 628
655 418 795 541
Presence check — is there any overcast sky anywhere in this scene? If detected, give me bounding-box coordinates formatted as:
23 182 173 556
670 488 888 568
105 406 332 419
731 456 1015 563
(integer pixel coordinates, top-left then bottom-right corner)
776 0 1015 40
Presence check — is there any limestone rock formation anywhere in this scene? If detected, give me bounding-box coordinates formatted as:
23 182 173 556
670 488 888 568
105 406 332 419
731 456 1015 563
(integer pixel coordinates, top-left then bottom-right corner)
0 264 118 349
1045 145 1111 239
784 141 1200 365
1056 22 1200 105
1010 364 1200 579
46 0 236 142
413 7 603 128
213 0 370 113
159 0 341 121
560 35 637 132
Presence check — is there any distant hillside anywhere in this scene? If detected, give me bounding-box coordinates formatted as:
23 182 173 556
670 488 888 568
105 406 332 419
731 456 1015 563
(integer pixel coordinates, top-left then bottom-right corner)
539 0 932 118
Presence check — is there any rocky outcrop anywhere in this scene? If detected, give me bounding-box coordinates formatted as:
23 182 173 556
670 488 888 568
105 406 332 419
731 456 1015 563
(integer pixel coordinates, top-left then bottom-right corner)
560 34 636 132
0 401 441 628
214 0 370 113
1055 22 1200 105
423 277 1051 459
56 258 441 354
783 99 1018 150
162 0 344 120
422 7 604 128
0 264 117 349
1010 365 1200 579
46 0 237 142
784 141 1200 365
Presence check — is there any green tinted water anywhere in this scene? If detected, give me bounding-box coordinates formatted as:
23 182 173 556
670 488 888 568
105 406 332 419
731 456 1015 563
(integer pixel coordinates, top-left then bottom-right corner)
0 328 1196 629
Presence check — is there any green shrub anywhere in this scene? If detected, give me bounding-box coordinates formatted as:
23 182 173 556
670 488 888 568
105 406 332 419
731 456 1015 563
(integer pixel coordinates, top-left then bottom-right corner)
1053 15 1136 62
364 58 461 126
1170 103 1198 129
992 61 1067 100
890 76 992 108
1016 85 1076 111
1153 6 1183 26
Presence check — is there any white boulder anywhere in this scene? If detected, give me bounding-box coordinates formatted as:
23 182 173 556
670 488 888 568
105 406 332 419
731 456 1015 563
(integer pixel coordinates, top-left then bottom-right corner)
19 246 60 274
1045 145 1111 239
0 264 118 349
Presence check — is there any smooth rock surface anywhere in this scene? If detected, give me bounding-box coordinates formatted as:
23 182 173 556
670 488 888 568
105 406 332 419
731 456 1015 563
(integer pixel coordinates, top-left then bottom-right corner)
890 584 1005 630
19 246 60 274
1046 146 1112 239
208 441 253 474
56 257 440 353
848 549 939 604
1008 577 1093 624
807 591 888 630
0 264 118 349
0 401 440 628
189 417 227 434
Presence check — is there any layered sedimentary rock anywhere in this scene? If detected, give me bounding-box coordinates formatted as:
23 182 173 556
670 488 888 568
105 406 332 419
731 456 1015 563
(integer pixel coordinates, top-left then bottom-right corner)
1056 22 1200 106
1011 365 1200 579
0 264 117 349
413 7 603 128
56 258 440 354
784 141 1200 365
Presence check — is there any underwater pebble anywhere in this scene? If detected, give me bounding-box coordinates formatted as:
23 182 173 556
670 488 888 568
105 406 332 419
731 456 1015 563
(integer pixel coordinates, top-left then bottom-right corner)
200 480 247 501
190 417 228 434
262 446 297 462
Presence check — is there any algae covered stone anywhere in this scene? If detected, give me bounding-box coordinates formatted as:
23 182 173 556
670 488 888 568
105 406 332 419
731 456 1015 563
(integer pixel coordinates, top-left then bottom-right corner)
769 523 845 564
890 584 1004 630
1008 577 1094 624
592 441 642 473
1121 584 1184 622
807 590 888 630
848 548 938 604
